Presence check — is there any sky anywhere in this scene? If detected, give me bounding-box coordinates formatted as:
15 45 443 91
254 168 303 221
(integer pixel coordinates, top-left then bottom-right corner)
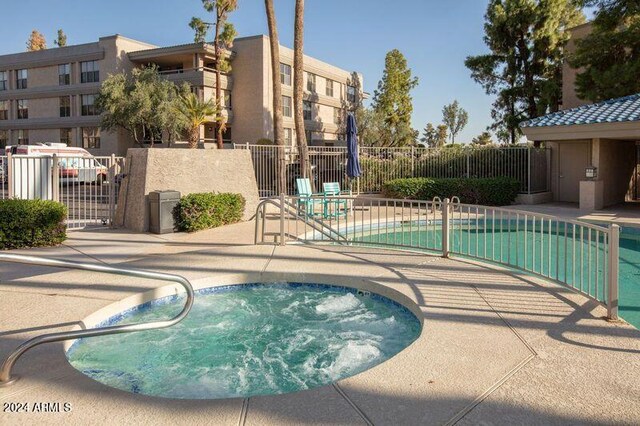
0 0 569 142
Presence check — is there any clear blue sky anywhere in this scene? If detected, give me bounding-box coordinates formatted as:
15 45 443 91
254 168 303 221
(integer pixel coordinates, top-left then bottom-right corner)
0 0 582 142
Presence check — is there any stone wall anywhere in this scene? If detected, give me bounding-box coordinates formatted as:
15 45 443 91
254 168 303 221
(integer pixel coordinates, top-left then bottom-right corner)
115 148 259 232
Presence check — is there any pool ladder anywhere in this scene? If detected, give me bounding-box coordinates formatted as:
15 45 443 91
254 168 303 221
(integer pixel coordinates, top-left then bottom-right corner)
0 254 195 387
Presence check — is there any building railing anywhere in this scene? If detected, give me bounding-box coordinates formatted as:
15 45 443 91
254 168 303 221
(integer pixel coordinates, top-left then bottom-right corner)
234 144 550 198
255 195 619 320
0 253 195 387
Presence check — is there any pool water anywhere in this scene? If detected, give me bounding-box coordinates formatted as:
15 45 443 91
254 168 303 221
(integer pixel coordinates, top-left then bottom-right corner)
356 221 640 329
67 284 421 399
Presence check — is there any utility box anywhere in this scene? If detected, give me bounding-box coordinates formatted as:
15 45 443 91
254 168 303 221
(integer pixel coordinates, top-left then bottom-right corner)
149 190 180 234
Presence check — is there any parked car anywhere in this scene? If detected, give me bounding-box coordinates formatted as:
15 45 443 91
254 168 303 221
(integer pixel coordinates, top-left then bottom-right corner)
5 143 107 185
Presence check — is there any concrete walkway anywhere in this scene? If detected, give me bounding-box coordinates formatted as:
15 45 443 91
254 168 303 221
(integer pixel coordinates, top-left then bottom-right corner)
1 221 639 425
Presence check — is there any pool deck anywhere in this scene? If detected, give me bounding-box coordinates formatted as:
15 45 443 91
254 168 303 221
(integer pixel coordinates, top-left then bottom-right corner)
1 220 639 425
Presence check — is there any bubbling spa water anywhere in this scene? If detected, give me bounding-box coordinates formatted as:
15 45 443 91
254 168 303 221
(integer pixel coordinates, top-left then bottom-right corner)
67 283 421 399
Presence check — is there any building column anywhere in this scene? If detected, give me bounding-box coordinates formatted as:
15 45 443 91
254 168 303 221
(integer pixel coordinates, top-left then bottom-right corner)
580 138 604 211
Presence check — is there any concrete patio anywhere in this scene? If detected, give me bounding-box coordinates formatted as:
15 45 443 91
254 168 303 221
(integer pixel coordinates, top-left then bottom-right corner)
1 220 639 425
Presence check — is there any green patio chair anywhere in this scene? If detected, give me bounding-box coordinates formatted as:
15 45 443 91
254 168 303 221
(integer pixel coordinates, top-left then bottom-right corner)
296 178 324 217
322 182 351 218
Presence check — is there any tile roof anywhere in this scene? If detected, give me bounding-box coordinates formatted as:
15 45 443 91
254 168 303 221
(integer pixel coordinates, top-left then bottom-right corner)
520 93 640 128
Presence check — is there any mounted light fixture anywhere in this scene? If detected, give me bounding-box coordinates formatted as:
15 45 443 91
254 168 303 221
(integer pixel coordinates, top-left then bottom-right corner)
585 166 598 180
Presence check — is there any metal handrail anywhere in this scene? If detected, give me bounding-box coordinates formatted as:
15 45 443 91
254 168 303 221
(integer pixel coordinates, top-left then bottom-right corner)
254 196 347 244
0 254 195 387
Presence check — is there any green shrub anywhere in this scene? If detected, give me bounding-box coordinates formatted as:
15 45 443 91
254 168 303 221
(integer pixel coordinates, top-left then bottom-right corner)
381 177 520 206
174 192 246 232
0 199 67 249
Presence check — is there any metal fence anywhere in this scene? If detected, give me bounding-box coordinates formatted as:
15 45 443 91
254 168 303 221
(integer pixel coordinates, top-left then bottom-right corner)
1 154 125 230
255 195 619 319
235 144 550 197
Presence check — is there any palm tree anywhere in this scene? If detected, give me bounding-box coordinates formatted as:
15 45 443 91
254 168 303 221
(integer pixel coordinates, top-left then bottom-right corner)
265 0 286 193
293 0 310 178
176 93 217 149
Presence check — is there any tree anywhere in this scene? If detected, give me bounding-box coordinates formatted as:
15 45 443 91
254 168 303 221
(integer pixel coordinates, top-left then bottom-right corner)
26 30 46 51
436 125 448 148
96 66 190 147
465 0 584 144
264 0 286 193
54 29 67 47
472 131 494 145
442 100 469 144
570 0 640 101
189 17 209 43
175 93 217 149
191 0 237 148
420 123 438 147
293 0 311 178
372 49 419 147
356 107 386 147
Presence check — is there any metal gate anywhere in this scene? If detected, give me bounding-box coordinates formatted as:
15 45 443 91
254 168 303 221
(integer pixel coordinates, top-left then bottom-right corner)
1 154 125 230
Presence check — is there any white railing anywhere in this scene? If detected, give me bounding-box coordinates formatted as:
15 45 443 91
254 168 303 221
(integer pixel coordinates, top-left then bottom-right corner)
255 196 620 319
235 144 550 197
1 154 125 230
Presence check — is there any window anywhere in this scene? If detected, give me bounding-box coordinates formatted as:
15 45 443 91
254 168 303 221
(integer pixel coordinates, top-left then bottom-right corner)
58 64 71 85
17 99 28 119
280 63 291 86
0 71 7 91
282 95 292 117
0 130 7 149
306 73 316 92
80 61 99 83
60 96 71 117
347 85 357 103
16 69 27 89
222 127 232 143
305 130 313 143
223 90 232 109
284 128 292 146
82 127 100 148
303 101 312 120
17 129 29 145
326 79 334 97
333 107 342 125
60 128 72 145
0 100 8 120
81 94 97 116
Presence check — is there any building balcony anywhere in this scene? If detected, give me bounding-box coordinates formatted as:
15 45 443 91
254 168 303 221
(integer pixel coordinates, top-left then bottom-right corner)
159 67 232 90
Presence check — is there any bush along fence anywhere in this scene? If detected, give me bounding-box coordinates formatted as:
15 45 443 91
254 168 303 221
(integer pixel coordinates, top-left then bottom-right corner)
234 143 550 197
382 177 520 206
173 192 246 232
254 196 620 320
0 199 67 249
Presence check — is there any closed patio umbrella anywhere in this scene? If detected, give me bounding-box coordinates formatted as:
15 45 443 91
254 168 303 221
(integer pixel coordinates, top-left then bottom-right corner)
346 114 361 180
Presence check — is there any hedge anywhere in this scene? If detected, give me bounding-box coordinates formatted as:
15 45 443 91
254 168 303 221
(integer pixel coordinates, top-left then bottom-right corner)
174 192 246 232
381 177 520 206
0 199 67 249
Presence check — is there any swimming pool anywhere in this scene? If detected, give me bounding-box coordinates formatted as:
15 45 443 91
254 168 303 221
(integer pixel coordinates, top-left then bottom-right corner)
66 283 421 399
353 220 640 329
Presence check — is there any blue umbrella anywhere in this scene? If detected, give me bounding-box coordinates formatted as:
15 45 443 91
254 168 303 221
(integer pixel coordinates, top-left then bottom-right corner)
346 113 362 178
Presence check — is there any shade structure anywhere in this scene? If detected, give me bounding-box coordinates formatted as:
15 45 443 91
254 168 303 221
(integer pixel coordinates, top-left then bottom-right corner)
346 113 362 178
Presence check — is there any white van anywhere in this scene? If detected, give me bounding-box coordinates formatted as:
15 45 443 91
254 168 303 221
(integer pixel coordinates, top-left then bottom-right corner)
5 143 108 184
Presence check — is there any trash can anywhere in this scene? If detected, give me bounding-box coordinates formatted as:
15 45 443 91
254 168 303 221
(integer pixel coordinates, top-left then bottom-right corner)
149 190 180 234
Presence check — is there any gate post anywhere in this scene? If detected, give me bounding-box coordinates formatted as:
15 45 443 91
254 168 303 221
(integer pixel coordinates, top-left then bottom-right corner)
442 198 450 258
279 193 286 246
108 153 116 226
51 154 60 202
7 152 13 198
607 224 620 320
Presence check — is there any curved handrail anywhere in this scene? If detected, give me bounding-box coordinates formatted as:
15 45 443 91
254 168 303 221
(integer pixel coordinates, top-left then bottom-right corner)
0 254 195 386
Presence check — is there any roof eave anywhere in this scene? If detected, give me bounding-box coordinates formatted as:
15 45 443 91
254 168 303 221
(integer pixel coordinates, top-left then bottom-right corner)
521 121 640 141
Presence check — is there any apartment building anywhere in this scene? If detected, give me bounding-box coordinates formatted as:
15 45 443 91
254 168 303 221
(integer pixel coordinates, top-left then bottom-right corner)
0 34 363 155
